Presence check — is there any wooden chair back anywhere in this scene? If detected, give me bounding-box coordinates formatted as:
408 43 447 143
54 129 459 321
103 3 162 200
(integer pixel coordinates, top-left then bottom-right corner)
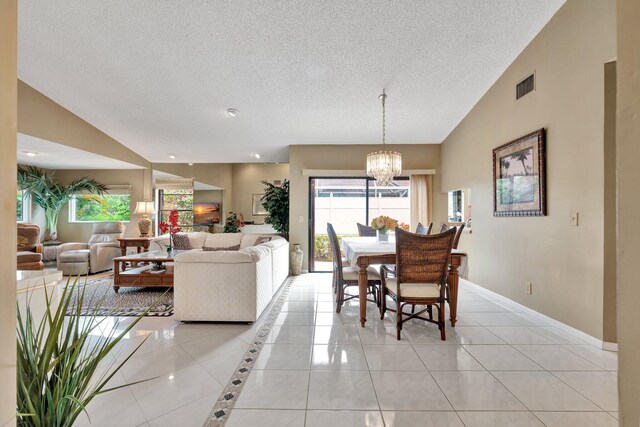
357 222 376 237
395 227 456 285
440 223 450 233
453 223 465 249
415 222 433 235
327 223 345 281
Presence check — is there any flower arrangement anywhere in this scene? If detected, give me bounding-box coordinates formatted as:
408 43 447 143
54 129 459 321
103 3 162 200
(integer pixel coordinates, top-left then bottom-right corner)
370 215 399 233
224 211 245 233
398 222 410 232
159 209 182 251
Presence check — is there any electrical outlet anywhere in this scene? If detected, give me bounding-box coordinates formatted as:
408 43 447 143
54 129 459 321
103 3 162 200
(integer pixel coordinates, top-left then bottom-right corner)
525 282 532 295
570 211 579 226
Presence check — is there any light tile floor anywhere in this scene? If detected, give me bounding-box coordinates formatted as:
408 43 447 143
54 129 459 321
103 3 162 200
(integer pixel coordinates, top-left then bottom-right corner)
75 273 618 426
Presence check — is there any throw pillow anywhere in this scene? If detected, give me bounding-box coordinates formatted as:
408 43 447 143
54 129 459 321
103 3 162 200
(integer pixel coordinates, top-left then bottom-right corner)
254 236 273 245
202 244 241 251
172 233 191 250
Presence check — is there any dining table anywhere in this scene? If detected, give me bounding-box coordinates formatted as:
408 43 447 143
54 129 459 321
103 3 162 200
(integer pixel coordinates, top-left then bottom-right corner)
341 236 468 328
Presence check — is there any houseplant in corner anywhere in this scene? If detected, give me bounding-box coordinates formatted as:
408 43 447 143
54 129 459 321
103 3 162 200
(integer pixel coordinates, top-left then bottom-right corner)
16 278 150 426
260 179 289 240
17 165 108 241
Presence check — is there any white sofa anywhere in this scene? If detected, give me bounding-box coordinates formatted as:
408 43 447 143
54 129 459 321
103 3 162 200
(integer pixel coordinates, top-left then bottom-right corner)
149 232 289 322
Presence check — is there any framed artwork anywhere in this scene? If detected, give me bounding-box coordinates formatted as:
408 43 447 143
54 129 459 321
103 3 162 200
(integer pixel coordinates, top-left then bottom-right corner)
493 128 546 217
193 203 221 225
252 194 268 216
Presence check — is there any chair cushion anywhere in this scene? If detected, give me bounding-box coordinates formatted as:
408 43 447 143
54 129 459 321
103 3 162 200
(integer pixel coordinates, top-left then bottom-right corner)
342 266 380 281
385 277 441 298
58 249 90 263
17 251 42 263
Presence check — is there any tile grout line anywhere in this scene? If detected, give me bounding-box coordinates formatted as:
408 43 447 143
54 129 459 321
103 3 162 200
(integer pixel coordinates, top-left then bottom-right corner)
201 276 296 427
302 287 319 426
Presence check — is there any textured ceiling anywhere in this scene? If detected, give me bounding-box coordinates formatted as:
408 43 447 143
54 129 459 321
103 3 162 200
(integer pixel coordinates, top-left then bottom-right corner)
18 0 565 164
17 134 144 170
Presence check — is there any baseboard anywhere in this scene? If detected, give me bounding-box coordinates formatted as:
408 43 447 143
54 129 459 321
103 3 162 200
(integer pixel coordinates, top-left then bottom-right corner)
461 279 617 352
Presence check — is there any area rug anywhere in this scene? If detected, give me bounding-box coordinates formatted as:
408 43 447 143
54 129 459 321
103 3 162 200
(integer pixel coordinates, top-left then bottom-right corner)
65 276 174 317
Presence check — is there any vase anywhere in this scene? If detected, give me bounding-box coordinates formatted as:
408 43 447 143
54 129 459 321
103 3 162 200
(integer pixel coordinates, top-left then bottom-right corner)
291 244 303 276
377 230 389 243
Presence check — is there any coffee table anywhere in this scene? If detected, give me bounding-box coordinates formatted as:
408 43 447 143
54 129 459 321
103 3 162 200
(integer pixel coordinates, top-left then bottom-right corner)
112 250 186 293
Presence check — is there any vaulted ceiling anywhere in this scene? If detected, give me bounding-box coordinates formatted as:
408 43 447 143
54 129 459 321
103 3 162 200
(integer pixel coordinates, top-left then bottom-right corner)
18 0 565 164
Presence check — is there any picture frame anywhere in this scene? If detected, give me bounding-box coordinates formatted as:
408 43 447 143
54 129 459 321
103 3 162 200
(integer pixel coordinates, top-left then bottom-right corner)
493 128 546 217
252 194 269 216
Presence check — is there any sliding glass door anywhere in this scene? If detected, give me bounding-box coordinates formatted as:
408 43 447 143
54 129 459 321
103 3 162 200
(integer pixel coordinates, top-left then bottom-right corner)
309 177 410 272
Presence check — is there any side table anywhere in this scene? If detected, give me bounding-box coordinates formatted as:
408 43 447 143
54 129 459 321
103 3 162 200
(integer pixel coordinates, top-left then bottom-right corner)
116 237 153 271
117 237 153 256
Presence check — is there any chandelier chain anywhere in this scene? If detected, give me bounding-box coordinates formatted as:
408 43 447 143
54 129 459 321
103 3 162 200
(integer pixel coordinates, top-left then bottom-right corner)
381 89 386 146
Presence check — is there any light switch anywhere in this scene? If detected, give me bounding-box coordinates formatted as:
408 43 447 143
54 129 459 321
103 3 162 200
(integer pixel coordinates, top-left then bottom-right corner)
298 215 304 223
570 211 579 226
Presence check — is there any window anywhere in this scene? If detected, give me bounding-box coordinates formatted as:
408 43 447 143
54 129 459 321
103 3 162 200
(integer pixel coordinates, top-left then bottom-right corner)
17 189 29 223
309 177 410 271
158 189 194 232
69 186 132 222
448 190 464 223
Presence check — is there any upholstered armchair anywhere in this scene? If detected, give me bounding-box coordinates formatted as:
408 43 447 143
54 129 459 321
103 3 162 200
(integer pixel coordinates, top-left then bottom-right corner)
17 223 44 270
57 222 125 275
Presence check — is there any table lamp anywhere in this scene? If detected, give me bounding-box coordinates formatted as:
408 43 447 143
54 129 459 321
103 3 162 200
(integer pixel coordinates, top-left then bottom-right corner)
133 201 155 237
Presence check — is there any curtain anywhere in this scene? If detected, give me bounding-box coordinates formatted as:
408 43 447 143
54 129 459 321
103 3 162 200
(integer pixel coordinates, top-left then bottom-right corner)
410 175 432 230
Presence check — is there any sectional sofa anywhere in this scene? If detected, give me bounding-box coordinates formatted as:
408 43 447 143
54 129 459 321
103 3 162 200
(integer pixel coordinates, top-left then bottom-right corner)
149 232 289 322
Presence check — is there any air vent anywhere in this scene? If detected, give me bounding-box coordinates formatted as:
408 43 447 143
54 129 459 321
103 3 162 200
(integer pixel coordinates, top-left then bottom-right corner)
516 73 535 100
274 180 282 185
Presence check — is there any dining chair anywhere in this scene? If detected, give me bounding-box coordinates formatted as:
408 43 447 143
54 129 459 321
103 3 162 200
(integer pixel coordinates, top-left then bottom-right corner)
415 222 433 235
328 223 381 313
453 223 465 249
379 226 456 340
357 222 377 237
439 223 450 233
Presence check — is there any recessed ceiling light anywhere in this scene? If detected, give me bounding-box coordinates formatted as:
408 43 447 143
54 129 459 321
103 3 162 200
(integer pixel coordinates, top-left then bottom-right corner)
226 108 239 118
168 153 176 159
254 153 261 159
24 151 38 157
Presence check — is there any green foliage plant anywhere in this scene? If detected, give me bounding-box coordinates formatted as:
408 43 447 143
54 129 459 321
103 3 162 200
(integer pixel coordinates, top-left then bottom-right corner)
16 278 150 427
260 179 289 240
17 166 108 241
224 211 245 233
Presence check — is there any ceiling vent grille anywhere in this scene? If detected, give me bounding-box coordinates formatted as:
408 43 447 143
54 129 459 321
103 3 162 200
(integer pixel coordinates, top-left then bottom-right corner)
516 73 535 100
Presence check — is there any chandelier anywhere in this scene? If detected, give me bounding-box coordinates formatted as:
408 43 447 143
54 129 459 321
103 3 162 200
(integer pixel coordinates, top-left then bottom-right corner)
367 89 402 186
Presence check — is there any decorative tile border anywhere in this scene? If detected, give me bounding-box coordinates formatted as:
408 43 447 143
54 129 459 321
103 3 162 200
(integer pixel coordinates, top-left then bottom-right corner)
202 276 296 427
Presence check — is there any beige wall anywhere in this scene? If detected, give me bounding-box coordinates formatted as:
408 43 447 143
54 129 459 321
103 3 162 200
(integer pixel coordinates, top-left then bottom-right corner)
0 1 17 425
616 0 640 424
289 144 446 270
52 169 148 243
153 163 233 212
18 81 150 168
440 0 616 339
603 61 617 343
231 163 290 223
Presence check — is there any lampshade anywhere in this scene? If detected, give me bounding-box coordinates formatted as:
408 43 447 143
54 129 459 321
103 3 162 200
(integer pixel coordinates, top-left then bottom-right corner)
133 201 155 215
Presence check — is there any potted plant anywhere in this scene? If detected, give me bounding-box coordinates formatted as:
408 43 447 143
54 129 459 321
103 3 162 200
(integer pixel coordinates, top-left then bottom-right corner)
261 179 289 240
17 165 108 241
223 211 245 233
158 209 182 253
16 278 150 426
